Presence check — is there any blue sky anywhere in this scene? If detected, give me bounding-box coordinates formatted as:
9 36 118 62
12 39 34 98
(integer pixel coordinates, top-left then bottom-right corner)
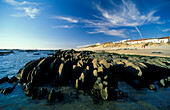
0 0 170 49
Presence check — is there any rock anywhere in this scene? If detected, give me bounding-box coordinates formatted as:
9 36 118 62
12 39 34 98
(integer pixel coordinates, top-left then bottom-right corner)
58 60 73 85
99 59 110 69
48 88 56 102
121 59 142 77
98 66 104 73
93 70 98 77
56 91 63 101
37 57 54 70
149 84 156 91
32 88 48 100
8 76 18 83
92 76 118 100
32 89 39 100
33 53 40 55
17 59 41 83
24 82 33 96
0 51 14 56
38 88 48 99
160 79 165 87
100 87 108 100
0 76 9 84
25 50 37 52
77 60 84 68
75 72 85 89
30 67 42 85
93 77 103 90
2 83 17 94
92 58 99 69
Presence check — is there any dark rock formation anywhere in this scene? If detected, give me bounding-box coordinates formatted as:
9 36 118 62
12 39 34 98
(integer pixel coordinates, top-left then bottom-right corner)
1 83 17 94
8 76 18 83
0 51 14 56
0 76 9 84
48 88 56 102
15 49 170 102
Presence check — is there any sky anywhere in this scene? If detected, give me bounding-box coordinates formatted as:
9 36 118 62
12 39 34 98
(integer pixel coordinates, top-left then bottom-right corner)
0 0 170 49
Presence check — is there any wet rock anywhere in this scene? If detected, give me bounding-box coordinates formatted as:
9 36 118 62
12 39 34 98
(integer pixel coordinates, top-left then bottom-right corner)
33 53 40 55
149 84 156 91
30 67 42 85
1 83 17 94
160 79 165 87
0 51 14 56
56 91 63 101
8 76 18 83
24 82 33 96
38 88 48 99
92 76 118 100
75 72 85 89
32 88 48 100
58 60 73 85
0 76 9 84
37 57 54 71
48 88 56 102
17 59 41 83
121 59 142 77
32 89 39 100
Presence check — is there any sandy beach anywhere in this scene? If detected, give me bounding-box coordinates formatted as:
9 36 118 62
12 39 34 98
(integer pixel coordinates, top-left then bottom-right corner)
76 45 170 57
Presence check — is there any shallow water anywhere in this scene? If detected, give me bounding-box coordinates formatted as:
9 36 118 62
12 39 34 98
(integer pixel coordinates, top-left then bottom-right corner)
0 50 169 110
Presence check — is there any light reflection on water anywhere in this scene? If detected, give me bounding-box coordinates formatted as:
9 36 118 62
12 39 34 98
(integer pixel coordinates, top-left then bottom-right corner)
0 51 169 110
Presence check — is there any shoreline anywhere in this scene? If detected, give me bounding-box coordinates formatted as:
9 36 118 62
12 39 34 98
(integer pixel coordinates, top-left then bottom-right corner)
76 45 170 58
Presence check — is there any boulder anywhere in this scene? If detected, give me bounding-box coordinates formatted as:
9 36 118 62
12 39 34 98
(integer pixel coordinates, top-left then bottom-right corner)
37 57 54 71
0 76 9 84
160 79 165 87
56 91 63 101
24 82 33 96
8 76 18 83
99 59 110 69
92 77 118 100
1 83 17 94
32 88 48 100
58 60 73 85
17 59 41 83
38 88 48 99
30 67 42 85
92 58 99 69
77 60 84 68
48 88 56 102
121 59 142 77
93 70 98 77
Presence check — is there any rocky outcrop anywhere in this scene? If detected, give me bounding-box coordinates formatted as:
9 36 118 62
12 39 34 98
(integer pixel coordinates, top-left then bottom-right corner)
14 49 170 102
0 76 9 84
0 51 14 56
0 83 17 94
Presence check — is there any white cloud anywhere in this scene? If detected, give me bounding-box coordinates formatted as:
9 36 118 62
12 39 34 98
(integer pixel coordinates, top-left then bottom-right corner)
52 25 73 29
95 0 160 27
51 16 78 23
5 0 39 19
50 0 161 37
88 28 126 38
162 29 170 32
5 0 38 6
85 0 161 37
